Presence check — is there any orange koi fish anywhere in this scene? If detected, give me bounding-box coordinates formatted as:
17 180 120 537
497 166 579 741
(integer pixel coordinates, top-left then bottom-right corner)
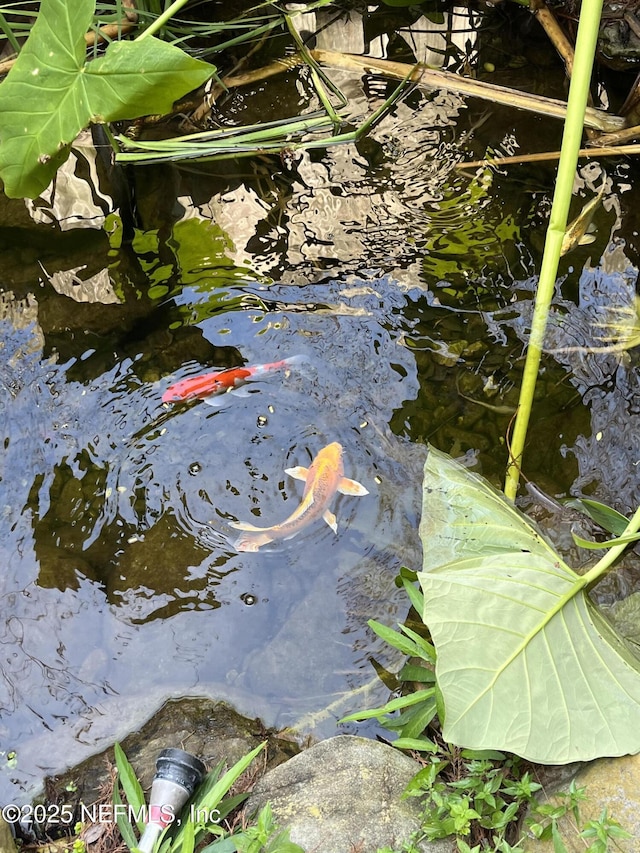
162 355 306 404
230 441 368 552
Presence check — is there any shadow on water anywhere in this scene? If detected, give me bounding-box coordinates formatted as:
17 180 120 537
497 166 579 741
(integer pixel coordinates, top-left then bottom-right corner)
1 3 640 801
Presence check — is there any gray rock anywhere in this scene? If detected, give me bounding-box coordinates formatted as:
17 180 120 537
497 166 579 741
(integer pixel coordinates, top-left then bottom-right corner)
521 754 639 852
245 735 453 852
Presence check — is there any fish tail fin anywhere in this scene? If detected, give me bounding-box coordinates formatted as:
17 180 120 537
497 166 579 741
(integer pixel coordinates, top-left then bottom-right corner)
283 354 311 367
338 477 369 496
234 531 274 552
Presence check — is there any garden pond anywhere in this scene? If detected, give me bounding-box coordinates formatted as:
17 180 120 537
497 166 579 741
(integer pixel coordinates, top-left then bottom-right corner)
1 4 640 802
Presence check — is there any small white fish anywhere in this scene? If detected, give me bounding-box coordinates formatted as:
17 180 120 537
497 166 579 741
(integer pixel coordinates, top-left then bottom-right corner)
230 442 368 552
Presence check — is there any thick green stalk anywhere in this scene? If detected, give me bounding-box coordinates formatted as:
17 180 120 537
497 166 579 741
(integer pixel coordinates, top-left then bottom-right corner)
134 0 191 41
504 1 604 499
581 504 640 585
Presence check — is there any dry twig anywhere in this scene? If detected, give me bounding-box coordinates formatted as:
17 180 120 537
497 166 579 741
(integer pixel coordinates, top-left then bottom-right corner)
457 143 640 170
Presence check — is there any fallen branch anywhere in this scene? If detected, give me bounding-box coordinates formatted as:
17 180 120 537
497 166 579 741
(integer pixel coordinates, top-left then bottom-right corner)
222 55 309 89
587 123 640 146
220 48 624 133
529 0 601 142
309 48 624 132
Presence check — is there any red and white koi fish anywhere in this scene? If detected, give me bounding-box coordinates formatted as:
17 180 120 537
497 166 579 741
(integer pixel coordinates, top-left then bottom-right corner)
230 441 368 552
162 355 307 405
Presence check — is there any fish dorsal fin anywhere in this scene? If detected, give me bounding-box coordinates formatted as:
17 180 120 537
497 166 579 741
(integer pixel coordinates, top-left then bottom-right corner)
337 476 369 496
229 520 268 532
285 465 309 481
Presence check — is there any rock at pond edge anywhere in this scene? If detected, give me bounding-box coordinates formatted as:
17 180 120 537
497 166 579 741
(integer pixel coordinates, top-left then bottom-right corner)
245 734 453 853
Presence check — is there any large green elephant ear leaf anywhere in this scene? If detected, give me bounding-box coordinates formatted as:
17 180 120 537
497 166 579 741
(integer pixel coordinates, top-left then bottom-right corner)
0 0 214 198
417 445 640 764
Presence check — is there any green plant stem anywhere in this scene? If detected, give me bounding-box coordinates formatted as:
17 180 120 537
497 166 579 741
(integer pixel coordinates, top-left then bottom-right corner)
0 12 23 55
494 504 640 677
134 0 191 40
504 0 604 500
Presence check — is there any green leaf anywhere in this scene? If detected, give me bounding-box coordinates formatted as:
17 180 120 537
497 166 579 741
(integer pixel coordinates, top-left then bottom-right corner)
267 841 305 853
397 662 436 683
402 576 425 615
367 619 427 659
339 687 436 722
392 737 438 752
0 0 214 198
563 497 630 536
417 445 640 764
199 839 237 853
571 530 640 549
398 623 437 663
459 749 507 761
209 791 248 822
182 814 195 853
171 743 266 853
112 781 139 850
387 695 438 739
113 743 146 829
551 821 568 853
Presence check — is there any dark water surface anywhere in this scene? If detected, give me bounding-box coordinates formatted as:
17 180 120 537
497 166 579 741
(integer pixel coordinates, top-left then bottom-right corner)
1 6 640 800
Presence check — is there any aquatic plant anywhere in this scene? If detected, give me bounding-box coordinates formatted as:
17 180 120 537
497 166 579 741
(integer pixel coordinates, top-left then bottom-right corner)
405 0 640 768
341 598 439 755
345 443 640 763
114 61 416 167
353 0 640 769
343 454 639 849
504 0 604 498
0 0 414 198
376 768 629 853
418 446 640 764
0 0 214 198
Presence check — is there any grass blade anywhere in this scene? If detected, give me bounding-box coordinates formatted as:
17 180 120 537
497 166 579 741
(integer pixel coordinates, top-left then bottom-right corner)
114 742 146 826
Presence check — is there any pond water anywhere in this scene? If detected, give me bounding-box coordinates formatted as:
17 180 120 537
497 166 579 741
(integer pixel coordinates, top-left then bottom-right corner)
2 5 640 801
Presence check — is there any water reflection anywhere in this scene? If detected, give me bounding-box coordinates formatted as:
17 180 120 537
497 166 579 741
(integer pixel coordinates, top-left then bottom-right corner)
1 255 427 799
